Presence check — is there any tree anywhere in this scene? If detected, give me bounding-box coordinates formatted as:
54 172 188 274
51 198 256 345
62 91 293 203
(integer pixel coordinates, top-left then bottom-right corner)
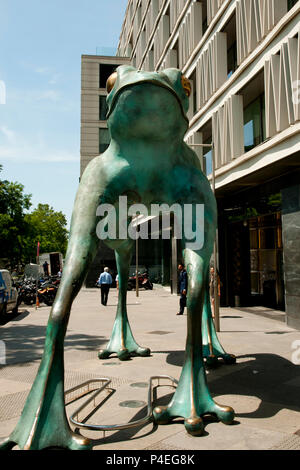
23 204 68 262
0 167 32 264
0 166 69 266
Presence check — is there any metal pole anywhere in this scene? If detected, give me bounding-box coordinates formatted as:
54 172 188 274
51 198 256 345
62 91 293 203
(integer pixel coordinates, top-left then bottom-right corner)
211 145 220 332
35 246 39 310
136 236 139 297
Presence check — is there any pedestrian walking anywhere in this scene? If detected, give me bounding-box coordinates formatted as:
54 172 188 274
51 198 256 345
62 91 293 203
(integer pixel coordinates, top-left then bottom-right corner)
97 267 112 306
177 263 187 315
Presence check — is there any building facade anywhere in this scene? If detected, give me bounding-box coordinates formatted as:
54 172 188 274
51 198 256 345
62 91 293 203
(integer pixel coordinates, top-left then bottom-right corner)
81 0 300 328
81 55 130 176
115 0 300 328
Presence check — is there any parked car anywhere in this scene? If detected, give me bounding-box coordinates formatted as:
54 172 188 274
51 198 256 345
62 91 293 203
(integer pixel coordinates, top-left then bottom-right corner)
0 269 18 318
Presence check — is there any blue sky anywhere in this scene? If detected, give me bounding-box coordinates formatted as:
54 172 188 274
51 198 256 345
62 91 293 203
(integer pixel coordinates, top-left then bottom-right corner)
0 0 127 226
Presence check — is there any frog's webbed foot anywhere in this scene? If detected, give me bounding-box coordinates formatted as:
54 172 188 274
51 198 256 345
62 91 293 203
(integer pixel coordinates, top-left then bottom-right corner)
0 337 92 450
202 285 236 367
152 354 234 435
98 304 151 361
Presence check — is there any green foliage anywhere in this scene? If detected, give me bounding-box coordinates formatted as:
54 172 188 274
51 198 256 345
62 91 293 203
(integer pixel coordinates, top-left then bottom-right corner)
0 169 32 263
0 166 68 265
23 204 68 261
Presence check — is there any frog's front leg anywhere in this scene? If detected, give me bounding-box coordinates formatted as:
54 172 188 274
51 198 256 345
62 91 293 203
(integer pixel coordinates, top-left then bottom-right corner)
0 161 106 450
0 241 98 450
99 239 151 361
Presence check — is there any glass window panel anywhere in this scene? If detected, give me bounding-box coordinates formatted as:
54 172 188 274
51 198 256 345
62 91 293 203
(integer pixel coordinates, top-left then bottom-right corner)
288 0 298 11
250 250 258 271
227 42 237 78
243 95 265 152
250 230 258 249
99 96 108 121
99 128 110 154
258 250 277 272
261 228 276 249
203 149 212 176
251 273 259 294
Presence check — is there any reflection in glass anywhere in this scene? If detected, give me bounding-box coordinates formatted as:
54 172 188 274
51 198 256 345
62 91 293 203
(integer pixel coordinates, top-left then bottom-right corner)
244 94 265 152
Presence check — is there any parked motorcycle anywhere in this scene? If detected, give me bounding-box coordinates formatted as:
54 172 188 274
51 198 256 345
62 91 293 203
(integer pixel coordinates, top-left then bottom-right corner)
17 279 37 305
37 283 57 306
17 276 60 307
127 272 153 291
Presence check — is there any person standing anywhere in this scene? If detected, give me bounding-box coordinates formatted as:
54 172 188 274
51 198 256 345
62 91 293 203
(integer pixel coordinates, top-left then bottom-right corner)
98 267 112 306
43 261 49 277
177 264 188 315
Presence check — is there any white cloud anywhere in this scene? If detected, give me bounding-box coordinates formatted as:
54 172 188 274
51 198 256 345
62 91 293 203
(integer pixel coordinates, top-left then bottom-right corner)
35 89 60 102
0 125 15 142
0 131 78 163
35 66 52 75
8 88 61 104
0 146 78 163
34 66 61 86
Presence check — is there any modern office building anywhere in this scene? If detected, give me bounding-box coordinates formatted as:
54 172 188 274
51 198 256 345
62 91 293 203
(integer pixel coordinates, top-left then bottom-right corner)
81 0 300 328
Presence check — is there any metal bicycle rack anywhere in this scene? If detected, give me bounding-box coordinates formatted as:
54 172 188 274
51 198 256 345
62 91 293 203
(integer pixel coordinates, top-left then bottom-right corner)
64 375 178 438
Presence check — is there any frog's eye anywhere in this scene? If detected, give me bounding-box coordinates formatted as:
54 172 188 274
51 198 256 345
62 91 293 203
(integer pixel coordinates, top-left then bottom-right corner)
181 75 191 97
106 71 118 94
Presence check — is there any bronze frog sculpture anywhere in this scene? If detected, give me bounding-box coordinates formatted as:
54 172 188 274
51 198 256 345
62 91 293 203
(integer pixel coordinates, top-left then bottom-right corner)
1 66 234 450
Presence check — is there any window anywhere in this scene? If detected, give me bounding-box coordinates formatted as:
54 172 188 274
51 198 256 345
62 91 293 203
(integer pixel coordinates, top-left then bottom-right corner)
288 0 298 10
99 128 110 154
190 70 197 115
227 41 237 78
244 94 266 152
99 64 119 89
222 13 237 78
99 95 108 121
203 144 212 176
201 0 208 35
198 118 212 176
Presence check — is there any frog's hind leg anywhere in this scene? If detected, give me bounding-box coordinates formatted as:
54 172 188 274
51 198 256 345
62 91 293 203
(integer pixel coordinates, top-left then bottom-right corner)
153 191 234 435
202 269 236 367
99 239 151 361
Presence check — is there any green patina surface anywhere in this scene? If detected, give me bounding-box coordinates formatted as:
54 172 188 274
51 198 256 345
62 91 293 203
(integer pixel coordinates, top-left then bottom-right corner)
1 66 234 450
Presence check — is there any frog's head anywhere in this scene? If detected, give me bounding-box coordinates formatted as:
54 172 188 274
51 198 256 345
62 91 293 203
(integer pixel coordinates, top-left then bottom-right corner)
105 65 191 142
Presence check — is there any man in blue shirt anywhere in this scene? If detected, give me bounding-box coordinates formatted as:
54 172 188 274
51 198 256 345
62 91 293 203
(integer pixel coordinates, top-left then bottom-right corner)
97 267 112 306
177 264 188 315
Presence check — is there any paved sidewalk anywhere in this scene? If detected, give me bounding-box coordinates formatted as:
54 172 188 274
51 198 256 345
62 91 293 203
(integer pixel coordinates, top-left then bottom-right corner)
0 287 300 450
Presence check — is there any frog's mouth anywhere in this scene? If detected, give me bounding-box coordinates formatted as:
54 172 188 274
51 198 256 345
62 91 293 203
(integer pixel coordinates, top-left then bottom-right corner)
106 78 189 124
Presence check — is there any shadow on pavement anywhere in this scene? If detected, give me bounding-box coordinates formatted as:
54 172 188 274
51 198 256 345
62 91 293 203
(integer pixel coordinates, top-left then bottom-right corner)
208 353 300 419
154 350 300 419
0 322 107 365
88 352 300 446
0 309 31 326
